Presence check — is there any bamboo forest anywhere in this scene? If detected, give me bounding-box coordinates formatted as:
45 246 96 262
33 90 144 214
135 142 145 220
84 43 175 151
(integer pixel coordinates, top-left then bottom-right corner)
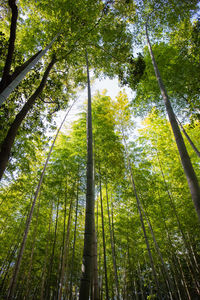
0 0 200 299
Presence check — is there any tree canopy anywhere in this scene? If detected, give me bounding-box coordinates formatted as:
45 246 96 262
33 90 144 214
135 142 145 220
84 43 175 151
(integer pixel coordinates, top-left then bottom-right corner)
0 0 200 299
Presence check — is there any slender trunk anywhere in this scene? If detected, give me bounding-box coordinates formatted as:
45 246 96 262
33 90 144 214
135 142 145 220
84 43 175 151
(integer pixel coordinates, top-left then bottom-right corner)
58 195 73 300
146 23 200 220
137 262 145 300
122 130 161 297
92 140 99 300
177 257 191 300
93 227 99 300
99 169 109 300
157 152 200 281
105 183 120 300
0 56 56 180
45 194 60 300
0 0 18 88
57 178 68 299
139 201 174 299
79 50 95 300
176 117 200 158
186 232 200 274
0 34 59 106
23 199 41 299
40 203 53 300
69 175 79 300
0 50 42 93
157 187 192 299
6 101 75 300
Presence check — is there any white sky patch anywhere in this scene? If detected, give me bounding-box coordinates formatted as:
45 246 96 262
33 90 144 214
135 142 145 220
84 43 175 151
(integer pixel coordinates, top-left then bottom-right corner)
55 76 136 135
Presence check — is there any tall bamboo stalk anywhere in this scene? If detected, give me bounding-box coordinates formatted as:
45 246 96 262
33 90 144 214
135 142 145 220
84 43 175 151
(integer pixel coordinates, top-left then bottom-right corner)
79 50 95 300
146 21 200 220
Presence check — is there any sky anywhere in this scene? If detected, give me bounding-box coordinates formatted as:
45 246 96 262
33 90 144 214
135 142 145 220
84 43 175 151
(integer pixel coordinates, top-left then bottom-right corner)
56 76 135 134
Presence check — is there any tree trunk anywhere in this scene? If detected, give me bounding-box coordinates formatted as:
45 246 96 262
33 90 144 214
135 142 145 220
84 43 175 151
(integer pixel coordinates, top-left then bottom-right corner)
23 198 41 299
156 151 200 281
176 117 200 158
58 194 73 300
0 0 18 89
40 203 53 300
146 23 200 220
0 35 59 106
0 56 56 180
105 182 120 300
6 100 75 300
79 50 95 300
92 220 100 300
0 50 42 93
122 130 161 297
45 194 60 300
99 169 109 300
69 175 79 300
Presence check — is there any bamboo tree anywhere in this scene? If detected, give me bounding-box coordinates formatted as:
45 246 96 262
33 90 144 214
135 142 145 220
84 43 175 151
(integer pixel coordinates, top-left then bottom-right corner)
6 102 75 299
145 21 200 220
105 182 120 300
0 34 59 106
58 192 73 300
79 50 95 300
69 175 79 300
122 130 161 297
40 203 53 300
99 168 109 300
0 0 18 90
0 56 56 180
45 193 60 299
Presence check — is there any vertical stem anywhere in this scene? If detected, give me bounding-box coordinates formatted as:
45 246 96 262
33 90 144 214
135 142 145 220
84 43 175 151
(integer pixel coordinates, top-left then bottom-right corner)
146 22 200 220
105 183 120 300
99 169 109 300
79 49 95 300
69 175 79 300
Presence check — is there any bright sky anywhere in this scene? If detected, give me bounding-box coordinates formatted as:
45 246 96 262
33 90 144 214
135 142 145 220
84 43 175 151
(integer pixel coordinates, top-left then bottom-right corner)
57 76 135 134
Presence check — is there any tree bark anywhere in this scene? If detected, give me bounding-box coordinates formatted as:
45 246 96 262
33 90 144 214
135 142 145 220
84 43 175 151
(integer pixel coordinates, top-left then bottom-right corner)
146 23 200 220
105 183 120 300
69 176 79 300
0 56 56 180
99 169 109 300
0 0 18 90
79 50 95 300
58 194 73 300
0 35 59 106
0 50 42 93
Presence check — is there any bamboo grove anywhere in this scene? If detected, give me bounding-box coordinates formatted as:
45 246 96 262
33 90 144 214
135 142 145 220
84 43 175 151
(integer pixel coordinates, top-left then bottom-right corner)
0 0 200 299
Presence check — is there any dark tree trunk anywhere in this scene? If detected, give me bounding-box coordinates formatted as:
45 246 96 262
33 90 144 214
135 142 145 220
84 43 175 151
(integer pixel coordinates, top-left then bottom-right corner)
0 56 56 180
0 0 18 90
99 169 109 300
0 50 42 93
79 50 95 300
146 23 200 220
